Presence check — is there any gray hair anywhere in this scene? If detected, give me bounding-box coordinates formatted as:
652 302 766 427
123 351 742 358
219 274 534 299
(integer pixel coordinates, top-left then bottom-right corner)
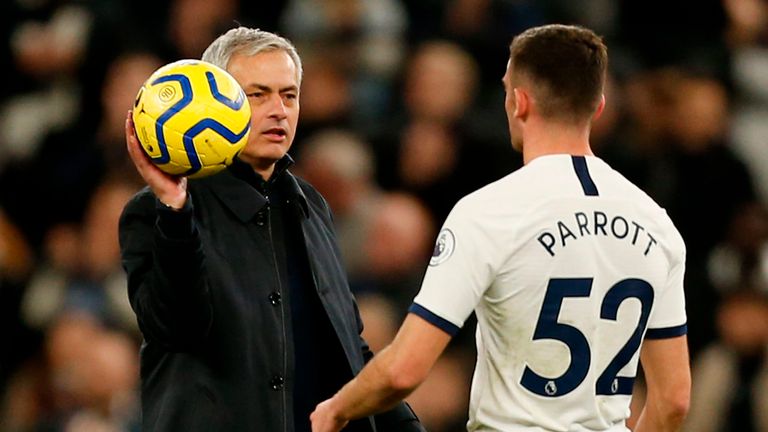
202 27 303 85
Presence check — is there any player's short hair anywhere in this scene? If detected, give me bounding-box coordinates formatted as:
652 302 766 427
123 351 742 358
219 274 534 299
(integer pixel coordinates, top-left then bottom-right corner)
509 24 607 123
202 27 303 85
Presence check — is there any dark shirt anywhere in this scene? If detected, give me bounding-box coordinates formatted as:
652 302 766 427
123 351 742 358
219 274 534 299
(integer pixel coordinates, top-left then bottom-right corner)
230 161 359 432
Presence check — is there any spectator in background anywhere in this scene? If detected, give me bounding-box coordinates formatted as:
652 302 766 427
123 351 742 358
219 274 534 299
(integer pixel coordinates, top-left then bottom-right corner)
355 293 399 353
20 179 140 335
167 0 238 59
95 52 165 180
600 68 677 181
663 71 754 261
357 192 435 310
296 131 441 337
1 177 140 430
0 0 93 162
296 127 476 355
708 202 768 294
0 0 145 165
688 201 768 432
0 50 158 254
401 0 547 85
401 41 478 126
664 70 756 355
294 129 382 281
0 312 140 432
683 290 768 432
0 50 158 423
290 55 355 150
374 40 518 223
724 0 768 204
280 0 408 127
0 0 99 251
614 0 729 76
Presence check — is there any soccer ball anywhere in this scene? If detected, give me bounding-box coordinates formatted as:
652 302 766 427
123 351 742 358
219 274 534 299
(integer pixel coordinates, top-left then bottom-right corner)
132 59 251 178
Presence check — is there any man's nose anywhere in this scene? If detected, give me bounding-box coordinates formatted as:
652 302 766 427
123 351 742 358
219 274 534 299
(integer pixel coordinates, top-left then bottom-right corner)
268 94 288 119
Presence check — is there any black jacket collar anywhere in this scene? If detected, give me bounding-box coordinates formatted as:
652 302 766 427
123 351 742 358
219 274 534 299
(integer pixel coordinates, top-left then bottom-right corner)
201 155 309 223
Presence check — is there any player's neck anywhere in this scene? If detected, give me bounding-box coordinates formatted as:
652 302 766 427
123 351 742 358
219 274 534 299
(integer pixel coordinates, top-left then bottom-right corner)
522 122 593 165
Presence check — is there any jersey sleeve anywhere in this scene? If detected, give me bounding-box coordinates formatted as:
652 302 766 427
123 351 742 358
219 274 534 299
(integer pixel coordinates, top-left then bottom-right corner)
410 199 500 336
646 224 688 339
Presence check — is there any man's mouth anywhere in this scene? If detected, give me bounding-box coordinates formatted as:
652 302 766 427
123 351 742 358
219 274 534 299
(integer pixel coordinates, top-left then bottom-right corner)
262 127 287 140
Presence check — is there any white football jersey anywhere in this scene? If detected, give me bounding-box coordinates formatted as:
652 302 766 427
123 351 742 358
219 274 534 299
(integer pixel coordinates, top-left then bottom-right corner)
411 155 687 431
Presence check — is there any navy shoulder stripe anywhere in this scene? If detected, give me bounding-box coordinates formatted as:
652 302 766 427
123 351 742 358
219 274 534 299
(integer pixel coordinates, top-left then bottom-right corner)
408 303 461 337
572 156 599 196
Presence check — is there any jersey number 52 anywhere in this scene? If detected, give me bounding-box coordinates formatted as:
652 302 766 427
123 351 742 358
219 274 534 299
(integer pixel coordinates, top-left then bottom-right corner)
521 278 653 397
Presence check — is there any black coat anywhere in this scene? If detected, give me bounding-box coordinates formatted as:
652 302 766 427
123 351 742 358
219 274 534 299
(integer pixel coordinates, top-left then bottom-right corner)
119 160 423 432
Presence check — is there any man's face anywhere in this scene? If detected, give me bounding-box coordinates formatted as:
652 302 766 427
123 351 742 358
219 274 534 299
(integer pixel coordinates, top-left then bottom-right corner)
502 61 523 152
227 50 300 169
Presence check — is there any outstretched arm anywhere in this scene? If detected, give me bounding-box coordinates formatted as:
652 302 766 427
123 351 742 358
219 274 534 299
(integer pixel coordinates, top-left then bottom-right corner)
633 335 691 432
310 313 452 432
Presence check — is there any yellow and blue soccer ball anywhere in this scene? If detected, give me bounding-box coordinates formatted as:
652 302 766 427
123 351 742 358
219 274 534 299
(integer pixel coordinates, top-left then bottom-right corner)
132 59 251 178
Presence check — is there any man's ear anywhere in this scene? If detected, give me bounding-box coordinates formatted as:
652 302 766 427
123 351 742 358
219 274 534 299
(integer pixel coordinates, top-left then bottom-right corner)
513 87 529 120
593 94 606 121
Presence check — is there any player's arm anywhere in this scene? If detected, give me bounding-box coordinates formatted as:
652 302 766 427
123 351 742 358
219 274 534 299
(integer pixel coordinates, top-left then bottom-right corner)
310 313 452 432
633 335 691 432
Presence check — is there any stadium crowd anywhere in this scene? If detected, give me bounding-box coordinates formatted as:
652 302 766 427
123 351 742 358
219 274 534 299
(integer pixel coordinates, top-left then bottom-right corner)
1 0 768 431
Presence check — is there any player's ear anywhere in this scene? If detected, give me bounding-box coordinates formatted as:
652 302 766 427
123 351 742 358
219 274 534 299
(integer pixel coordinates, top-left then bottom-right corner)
513 87 529 120
593 94 606 122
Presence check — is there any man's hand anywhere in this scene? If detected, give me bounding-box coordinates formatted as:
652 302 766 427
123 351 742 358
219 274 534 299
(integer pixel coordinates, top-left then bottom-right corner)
126 110 188 209
310 398 348 432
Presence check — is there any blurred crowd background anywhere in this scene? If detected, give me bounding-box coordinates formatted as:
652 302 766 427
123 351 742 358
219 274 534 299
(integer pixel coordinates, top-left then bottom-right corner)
1 0 768 431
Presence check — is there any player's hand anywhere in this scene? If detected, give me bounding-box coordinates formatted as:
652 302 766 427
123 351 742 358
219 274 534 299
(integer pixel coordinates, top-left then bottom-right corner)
126 110 187 209
310 399 348 432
